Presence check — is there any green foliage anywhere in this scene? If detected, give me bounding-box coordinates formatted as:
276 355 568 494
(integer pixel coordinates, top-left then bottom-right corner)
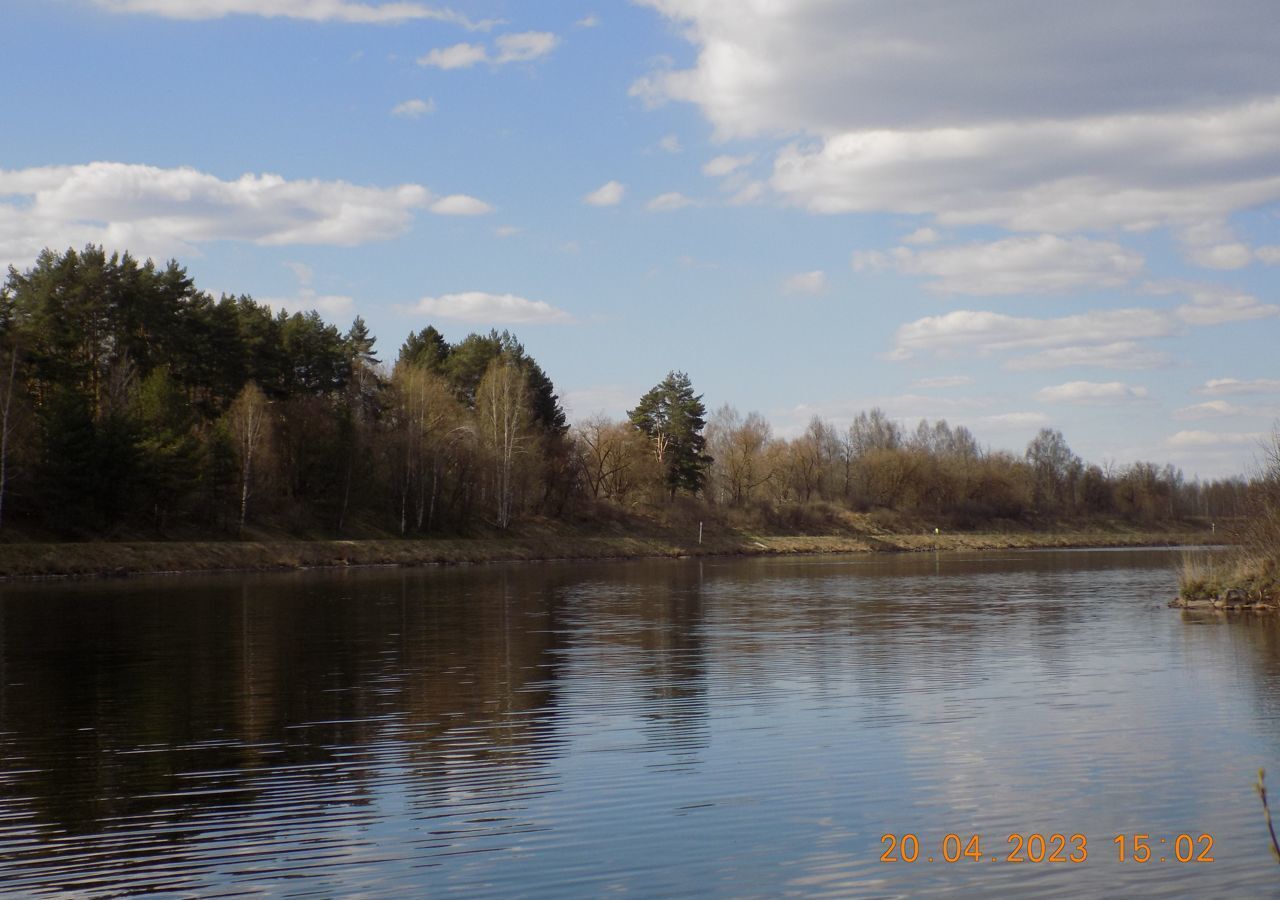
0 244 1252 540
628 371 712 497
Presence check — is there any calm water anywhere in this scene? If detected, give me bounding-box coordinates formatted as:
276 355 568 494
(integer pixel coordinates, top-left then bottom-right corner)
1 548 1278 897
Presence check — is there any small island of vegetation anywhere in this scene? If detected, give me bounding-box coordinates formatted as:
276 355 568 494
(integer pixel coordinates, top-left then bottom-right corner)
1174 435 1280 610
0 246 1254 578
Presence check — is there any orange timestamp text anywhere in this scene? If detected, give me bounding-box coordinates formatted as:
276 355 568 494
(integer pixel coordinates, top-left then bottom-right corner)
880 832 1215 864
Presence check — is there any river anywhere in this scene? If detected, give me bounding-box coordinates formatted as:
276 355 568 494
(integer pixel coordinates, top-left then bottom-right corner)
0 548 1276 897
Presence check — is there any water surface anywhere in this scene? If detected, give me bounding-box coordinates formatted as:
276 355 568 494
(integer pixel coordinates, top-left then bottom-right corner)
1 548 1277 897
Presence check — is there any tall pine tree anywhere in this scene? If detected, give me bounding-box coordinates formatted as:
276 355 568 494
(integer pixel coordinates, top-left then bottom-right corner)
628 371 712 497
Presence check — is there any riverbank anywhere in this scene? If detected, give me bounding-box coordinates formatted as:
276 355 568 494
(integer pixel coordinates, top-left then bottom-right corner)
0 521 1217 580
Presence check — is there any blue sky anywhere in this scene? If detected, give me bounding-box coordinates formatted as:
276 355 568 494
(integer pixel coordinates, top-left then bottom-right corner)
3 0 1279 478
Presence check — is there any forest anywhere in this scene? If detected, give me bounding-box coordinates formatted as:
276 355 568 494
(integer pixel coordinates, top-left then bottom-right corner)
0 246 1261 541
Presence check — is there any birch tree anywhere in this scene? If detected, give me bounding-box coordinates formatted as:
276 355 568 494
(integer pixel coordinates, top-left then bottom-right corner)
227 381 272 534
391 364 464 533
476 355 532 529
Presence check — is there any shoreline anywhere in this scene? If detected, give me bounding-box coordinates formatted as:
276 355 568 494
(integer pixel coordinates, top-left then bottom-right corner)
0 529 1214 582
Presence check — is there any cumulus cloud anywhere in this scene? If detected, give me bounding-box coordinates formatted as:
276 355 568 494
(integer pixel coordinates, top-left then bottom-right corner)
635 2 1280 235
893 277 1276 368
1005 342 1172 371
771 100 1280 232
645 191 696 212
391 98 435 118
1173 286 1279 325
702 154 754 177
575 13 600 28
1187 242 1255 270
634 1 1280 136
901 227 940 245
657 134 682 153
0 161 456 268
1259 245 1280 265
583 180 625 207
892 308 1175 360
1166 430 1267 449
781 270 826 295
1197 377 1280 395
418 43 488 69
428 194 493 215
1174 400 1254 419
853 235 1143 295
406 291 572 324
418 31 558 69
727 181 765 205
93 0 496 27
1034 381 1150 404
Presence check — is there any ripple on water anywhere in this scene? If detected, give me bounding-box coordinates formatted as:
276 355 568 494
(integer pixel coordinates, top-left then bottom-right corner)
0 549 1276 897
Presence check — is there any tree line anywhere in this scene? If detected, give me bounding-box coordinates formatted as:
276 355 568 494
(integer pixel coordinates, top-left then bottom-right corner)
0 246 1259 539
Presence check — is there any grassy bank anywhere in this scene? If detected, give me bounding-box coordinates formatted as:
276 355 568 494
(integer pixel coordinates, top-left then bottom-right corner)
1175 441 1279 609
0 519 1215 580
1175 548 1279 608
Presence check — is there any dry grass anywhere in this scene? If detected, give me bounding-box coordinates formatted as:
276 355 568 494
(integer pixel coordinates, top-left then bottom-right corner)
1177 430 1280 604
0 525 1214 580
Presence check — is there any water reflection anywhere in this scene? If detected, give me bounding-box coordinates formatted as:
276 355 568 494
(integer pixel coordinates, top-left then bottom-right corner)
0 550 1277 896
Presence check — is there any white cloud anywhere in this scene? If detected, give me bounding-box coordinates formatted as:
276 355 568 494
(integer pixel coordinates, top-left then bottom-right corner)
1174 400 1253 419
1173 286 1279 325
1258 245 1280 264
428 194 493 216
1006 342 1172 371
494 31 559 63
781 270 826 295
770 101 1280 233
406 291 572 324
727 181 765 205
1176 220 1257 270
1167 430 1267 449
1034 381 1149 405
912 375 974 389
702 154 754 177
391 97 435 118
634 1 1280 136
418 43 488 69
853 235 1143 295
635 2 1280 242
1187 242 1254 270
0 161 449 268
583 180 625 207
645 191 696 212
901 227 940 245
658 134 682 153
92 0 496 27
1197 377 1280 395
892 308 1175 360
575 13 600 28
493 224 521 237
418 31 558 69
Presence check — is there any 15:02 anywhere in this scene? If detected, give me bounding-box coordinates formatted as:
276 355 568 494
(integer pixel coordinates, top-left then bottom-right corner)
1113 833 1214 862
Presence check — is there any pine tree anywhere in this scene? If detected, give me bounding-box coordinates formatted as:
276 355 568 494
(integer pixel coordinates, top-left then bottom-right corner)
628 371 712 497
